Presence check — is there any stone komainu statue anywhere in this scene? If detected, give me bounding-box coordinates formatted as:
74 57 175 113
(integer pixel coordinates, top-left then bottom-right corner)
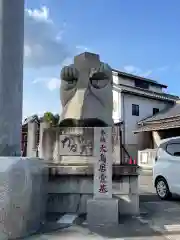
39 53 114 162
59 52 113 127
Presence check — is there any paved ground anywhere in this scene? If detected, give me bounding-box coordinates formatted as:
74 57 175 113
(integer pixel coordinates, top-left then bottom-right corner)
24 170 180 240
138 170 180 240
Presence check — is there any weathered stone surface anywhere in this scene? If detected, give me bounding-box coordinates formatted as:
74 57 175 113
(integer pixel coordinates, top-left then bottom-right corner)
0 157 48 239
40 127 56 162
112 176 130 194
27 121 38 157
46 173 139 215
48 165 139 176
47 193 94 214
79 194 93 214
48 194 80 213
0 0 24 157
115 194 139 215
48 177 93 194
129 175 139 194
87 199 119 226
60 52 113 126
39 122 51 159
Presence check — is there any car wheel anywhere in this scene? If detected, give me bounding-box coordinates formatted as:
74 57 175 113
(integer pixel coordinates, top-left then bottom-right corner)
155 177 172 200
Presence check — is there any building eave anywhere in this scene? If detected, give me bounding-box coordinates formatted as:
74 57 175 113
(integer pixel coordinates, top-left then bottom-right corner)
112 69 167 88
138 100 180 124
134 119 180 133
113 84 178 102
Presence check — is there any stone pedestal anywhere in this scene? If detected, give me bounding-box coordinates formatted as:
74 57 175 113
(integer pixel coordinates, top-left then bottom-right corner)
47 165 139 216
87 199 119 226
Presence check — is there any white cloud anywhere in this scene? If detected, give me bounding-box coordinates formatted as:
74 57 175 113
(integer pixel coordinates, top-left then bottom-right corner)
156 66 169 72
47 78 60 91
123 65 152 78
141 70 153 77
32 77 60 91
61 57 73 66
32 77 45 84
26 6 52 23
123 65 140 75
24 6 71 68
76 45 90 52
123 65 169 78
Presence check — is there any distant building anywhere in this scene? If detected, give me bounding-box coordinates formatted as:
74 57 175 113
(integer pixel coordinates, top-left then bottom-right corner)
135 100 180 145
112 69 179 160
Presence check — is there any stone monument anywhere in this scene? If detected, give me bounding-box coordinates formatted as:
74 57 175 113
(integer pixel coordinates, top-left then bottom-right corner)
40 52 139 221
60 52 113 127
40 52 114 164
0 1 48 239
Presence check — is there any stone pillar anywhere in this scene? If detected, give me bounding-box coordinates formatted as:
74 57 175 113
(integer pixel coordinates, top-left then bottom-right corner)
39 121 51 159
0 0 24 156
87 127 119 226
27 121 38 157
53 130 60 164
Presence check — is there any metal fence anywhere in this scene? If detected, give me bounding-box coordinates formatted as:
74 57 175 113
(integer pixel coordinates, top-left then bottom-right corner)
138 149 157 170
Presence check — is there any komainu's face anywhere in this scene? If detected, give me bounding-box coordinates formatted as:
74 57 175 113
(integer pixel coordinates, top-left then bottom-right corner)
60 62 113 127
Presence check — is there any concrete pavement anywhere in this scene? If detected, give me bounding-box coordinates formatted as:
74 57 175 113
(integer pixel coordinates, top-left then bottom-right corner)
22 171 180 240
138 171 180 240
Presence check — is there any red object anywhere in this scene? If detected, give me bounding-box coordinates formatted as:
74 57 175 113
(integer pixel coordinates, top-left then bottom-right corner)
129 157 133 165
133 159 137 165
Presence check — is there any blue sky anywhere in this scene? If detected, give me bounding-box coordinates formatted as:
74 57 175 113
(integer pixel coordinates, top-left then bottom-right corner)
24 0 180 119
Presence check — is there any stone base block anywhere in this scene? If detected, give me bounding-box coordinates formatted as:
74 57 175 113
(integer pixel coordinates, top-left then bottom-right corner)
0 157 48 240
115 194 139 215
47 166 139 216
87 199 119 226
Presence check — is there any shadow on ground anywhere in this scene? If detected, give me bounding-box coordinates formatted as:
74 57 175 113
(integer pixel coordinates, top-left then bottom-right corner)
75 214 164 239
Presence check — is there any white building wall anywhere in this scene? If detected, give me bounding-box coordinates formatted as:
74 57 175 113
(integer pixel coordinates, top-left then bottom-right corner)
123 94 167 145
121 94 171 159
112 74 119 84
113 90 121 123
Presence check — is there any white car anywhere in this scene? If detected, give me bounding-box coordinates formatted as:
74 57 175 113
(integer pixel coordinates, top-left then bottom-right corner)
153 136 180 200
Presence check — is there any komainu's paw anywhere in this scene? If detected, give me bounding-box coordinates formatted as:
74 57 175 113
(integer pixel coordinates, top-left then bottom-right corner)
90 63 112 80
60 65 79 82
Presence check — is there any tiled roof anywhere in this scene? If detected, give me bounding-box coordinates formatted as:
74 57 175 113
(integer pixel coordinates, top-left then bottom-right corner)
23 115 39 125
138 101 180 124
112 69 167 88
113 84 179 102
134 119 180 133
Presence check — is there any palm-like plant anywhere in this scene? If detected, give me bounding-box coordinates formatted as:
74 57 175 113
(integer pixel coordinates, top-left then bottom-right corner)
43 112 60 126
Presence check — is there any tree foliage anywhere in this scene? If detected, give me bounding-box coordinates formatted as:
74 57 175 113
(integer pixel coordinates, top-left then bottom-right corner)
43 112 59 125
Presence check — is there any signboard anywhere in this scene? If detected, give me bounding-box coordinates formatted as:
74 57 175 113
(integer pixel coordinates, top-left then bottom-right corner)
94 127 112 198
59 134 93 156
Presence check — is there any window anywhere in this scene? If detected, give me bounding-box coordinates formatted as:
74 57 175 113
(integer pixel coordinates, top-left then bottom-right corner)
153 108 159 115
132 104 139 116
134 79 149 89
166 143 180 156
